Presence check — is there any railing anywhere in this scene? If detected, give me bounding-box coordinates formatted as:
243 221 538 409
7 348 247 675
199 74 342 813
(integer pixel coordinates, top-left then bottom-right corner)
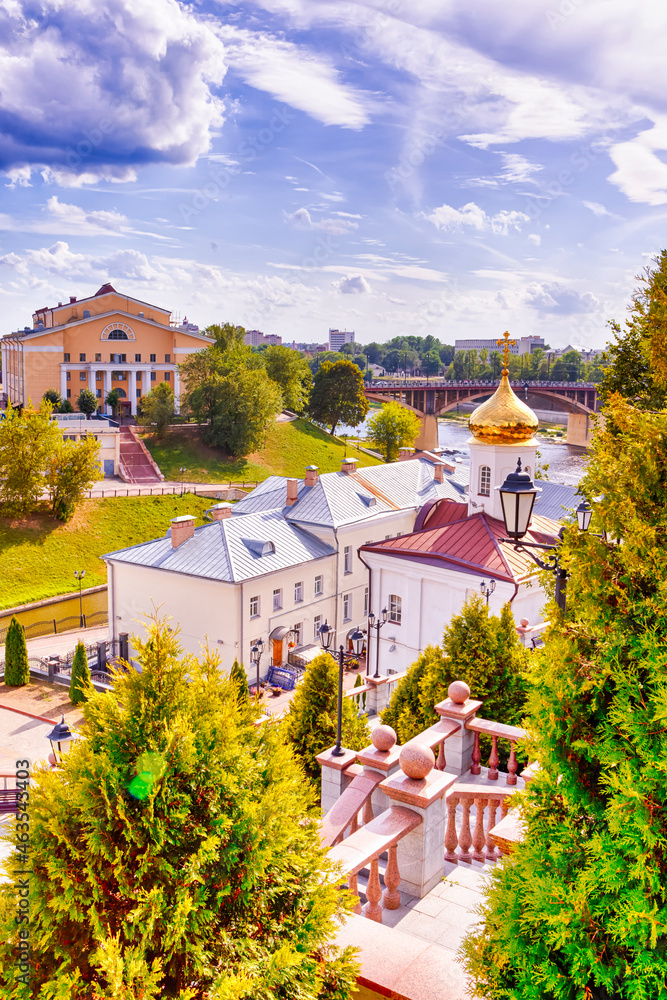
85 482 257 498
516 620 550 649
466 719 527 785
0 611 108 646
445 784 516 864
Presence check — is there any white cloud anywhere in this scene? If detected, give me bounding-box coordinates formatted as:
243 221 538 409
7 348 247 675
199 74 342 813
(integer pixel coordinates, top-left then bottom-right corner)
424 201 529 235
528 233 541 246
333 274 372 294
284 206 358 235
498 153 543 184
46 197 128 232
583 201 611 217
523 281 599 315
608 123 667 205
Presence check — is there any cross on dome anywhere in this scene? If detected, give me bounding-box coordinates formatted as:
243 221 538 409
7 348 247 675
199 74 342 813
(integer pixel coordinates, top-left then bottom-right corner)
497 330 517 373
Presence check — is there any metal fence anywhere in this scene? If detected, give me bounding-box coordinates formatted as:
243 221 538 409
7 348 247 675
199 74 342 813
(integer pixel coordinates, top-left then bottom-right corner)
0 637 126 692
84 483 257 498
0 611 108 646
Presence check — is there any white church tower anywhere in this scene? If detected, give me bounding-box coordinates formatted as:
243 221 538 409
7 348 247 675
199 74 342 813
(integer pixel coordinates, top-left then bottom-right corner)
466 331 540 521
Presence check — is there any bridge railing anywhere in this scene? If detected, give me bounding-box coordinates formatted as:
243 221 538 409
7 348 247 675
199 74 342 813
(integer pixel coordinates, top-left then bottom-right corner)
366 379 597 390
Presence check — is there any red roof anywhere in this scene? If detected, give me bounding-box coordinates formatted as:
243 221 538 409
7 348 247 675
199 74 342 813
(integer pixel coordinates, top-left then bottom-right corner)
360 509 560 584
94 283 118 296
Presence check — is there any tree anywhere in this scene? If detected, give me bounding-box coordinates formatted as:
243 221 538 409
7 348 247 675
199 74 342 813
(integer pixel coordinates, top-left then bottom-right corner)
229 657 250 707
45 434 101 521
139 382 175 440
307 359 369 436
283 652 370 789
76 388 98 417
0 617 358 999
262 344 312 413
105 388 122 418
363 342 385 365
43 388 63 408
422 350 441 375
59 398 74 413
382 349 402 373
205 321 247 352
367 401 421 462
462 395 667 1000
4 615 29 687
69 640 91 704
207 366 283 455
0 401 60 515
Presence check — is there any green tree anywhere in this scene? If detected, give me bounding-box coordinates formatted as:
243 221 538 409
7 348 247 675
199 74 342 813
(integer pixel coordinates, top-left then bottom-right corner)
45 434 101 521
229 657 250 707
0 401 60 515
422 350 441 375
262 344 312 413
76 388 98 417
363 342 385 365
3 615 29 687
58 398 74 413
43 388 63 408
69 639 91 704
105 388 122 418
382 349 402 373
207 366 283 455
463 395 667 1000
139 382 175 440
307 359 369 436
205 321 246 352
0 618 358 999
367 401 422 462
283 652 370 789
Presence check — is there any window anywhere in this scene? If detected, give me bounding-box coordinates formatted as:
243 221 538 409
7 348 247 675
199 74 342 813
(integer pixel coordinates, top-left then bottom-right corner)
389 595 402 625
79 352 86 362
66 371 71 381
66 389 71 398
95 389 101 399
479 465 491 497
164 371 171 381
294 581 303 604
293 622 302 645
151 371 156 381
364 587 369 616
135 353 141 362
385 534 392 541
108 330 128 340
110 353 126 364
249 596 260 618
96 372 102 381
63 353 70 362
79 371 87 381
343 545 352 574
150 353 156 363
95 353 101 362
273 588 282 611
314 575 323 596
313 615 322 641
343 593 352 622
136 371 142 380
165 353 171 362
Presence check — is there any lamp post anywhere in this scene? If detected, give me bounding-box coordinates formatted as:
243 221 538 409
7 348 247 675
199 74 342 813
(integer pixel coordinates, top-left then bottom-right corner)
318 621 364 757
480 579 496 606
74 569 85 627
367 607 389 678
180 466 186 497
250 639 264 697
46 714 76 767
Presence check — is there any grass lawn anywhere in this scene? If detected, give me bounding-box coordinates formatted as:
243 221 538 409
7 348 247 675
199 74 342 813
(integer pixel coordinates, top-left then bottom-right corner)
142 417 383 483
0 495 212 611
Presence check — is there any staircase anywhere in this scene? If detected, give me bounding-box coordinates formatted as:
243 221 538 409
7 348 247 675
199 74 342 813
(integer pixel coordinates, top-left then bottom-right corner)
118 427 163 484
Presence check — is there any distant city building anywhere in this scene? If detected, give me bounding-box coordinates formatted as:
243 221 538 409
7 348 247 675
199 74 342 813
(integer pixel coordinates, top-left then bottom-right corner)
454 335 545 356
552 343 603 361
244 330 282 347
294 343 329 353
328 328 355 352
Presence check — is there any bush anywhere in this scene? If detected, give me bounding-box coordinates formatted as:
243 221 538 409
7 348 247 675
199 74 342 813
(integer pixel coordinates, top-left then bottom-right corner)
69 640 91 704
4 616 29 687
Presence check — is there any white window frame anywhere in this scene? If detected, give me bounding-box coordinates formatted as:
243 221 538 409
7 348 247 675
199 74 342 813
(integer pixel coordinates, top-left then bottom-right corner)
343 592 351 622
272 588 283 611
314 575 323 596
479 465 491 497
249 595 260 618
364 587 369 617
294 581 303 604
343 545 352 574
293 622 302 645
313 615 322 641
388 594 402 625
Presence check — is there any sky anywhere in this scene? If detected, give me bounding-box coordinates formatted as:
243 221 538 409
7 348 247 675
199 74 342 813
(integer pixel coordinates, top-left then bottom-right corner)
2 1 667 349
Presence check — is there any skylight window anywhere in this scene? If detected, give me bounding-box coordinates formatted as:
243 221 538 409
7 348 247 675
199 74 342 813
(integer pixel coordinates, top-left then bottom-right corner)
242 538 275 557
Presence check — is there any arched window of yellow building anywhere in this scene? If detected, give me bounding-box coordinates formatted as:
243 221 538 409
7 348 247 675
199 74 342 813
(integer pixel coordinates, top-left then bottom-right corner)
108 330 129 340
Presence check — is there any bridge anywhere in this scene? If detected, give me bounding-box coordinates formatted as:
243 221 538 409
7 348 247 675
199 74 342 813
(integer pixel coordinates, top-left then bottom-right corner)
364 379 600 451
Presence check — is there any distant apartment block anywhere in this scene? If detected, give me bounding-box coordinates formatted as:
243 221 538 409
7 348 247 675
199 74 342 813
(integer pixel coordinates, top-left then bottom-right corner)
244 329 282 347
329 328 355 352
454 335 545 356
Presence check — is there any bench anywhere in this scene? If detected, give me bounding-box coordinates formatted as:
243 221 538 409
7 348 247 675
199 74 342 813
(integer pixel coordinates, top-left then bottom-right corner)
0 788 19 815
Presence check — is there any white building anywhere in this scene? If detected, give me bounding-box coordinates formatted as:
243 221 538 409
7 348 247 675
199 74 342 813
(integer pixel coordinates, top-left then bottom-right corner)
329 329 355 352
243 330 282 347
454 335 545 357
53 412 120 477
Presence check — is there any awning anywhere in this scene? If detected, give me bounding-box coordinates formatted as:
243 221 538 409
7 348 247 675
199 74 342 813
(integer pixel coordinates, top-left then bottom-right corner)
269 625 292 641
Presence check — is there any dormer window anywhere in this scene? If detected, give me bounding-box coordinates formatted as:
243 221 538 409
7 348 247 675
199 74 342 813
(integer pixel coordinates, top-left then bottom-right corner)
242 538 275 557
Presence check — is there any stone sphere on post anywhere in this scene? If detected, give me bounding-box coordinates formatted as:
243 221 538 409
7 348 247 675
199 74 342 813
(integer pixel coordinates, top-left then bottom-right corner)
448 680 471 705
399 743 435 780
371 724 397 752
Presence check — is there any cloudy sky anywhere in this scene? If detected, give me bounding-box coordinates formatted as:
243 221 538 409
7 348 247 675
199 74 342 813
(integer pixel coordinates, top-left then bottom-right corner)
2 0 667 348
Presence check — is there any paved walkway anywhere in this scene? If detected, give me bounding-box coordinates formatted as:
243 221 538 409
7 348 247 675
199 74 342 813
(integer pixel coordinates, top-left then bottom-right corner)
25 626 109 660
0 706 53 773
85 480 254 498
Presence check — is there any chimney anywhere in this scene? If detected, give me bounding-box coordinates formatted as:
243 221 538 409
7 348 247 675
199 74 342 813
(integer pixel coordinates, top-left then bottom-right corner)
434 463 445 483
305 465 319 487
170 515 195 548
341 457 358 475
209 502 232 520
57 301 62 307
398 447 414 460
286 478 299 506
69 296 77 304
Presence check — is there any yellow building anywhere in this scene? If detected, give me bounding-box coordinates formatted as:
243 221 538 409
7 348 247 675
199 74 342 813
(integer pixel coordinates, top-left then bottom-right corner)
1 283 212 416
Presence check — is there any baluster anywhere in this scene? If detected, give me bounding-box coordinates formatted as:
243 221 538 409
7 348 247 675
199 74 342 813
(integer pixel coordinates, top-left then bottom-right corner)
383 846 401 909
501 796 510 818
444 795 459 863
485 799 499 861
471 732 481 775
458 799 473 863
350 811 359 835
363 796 374 826
364 857 383 922
506 742 518 785
436 738 446 771
349 873 362 914
488 735 499 780
472 799 486 862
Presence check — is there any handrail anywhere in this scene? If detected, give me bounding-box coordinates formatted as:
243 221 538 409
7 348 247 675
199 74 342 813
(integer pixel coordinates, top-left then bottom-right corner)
465 717 528 784
444 782 517 865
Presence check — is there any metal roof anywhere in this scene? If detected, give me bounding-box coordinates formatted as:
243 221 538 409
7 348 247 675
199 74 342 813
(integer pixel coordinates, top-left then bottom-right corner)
531 480 579 521
102 509 334 583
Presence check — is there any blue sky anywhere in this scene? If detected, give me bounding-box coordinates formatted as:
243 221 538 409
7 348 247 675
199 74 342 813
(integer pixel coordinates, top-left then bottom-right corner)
2 0 667 348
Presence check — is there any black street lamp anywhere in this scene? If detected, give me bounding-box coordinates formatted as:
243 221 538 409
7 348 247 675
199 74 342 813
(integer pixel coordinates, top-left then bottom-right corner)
318 621 364 757
46 714 76 766
479 579 496 606
180 466 186 496
74 569 86 627
367 607 389 678
250 639 264 697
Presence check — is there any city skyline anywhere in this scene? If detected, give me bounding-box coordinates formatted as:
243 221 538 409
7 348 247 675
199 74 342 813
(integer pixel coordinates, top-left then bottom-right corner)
2 1 667 348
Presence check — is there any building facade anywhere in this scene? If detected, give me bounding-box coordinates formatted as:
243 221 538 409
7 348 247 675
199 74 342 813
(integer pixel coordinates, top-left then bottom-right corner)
53 413 120 477
329 329 355 352
243 330 282 347
1 283 212 417
454 335 545 357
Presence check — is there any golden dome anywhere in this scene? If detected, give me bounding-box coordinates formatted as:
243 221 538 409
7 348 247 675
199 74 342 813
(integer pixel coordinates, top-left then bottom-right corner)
469 372 539 444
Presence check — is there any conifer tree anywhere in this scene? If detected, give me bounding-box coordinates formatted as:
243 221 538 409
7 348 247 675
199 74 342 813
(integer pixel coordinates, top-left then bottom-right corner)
229 657 250 706
283 653 370 788
69 639 91 704
0 618 358 999
462 395 667 999
4 615 29 686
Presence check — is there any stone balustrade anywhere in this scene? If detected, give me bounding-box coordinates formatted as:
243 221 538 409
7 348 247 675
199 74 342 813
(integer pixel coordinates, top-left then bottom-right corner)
466 718 527 784
444 784 515 864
